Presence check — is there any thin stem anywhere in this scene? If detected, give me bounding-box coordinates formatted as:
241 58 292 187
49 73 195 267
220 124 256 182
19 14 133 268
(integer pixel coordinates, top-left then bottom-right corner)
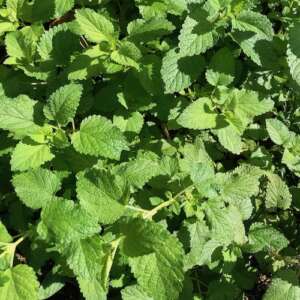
9 235 27 267
103 237 122 288
71 119 76 132
143 185 194 219
126 205 148 213
143 198 176 219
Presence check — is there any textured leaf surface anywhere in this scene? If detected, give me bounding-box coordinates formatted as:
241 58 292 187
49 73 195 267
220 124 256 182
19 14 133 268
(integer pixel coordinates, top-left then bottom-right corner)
263 278 300 300
116 151 162 189
122 285 153 300
266 173 292 210
44 84 83 126
177 97 220 130
206 48 235 86
0 96 42 136
72 116 129 160
11 142 54 171
75 8 116 44
204 200 246 246
12 168 61 209
118 218 184 300
0 265 39 300
179 8 218 56
161 48 205 93
62 236 105 279
232 11 273 40
39 198 99 243
266 119 291 146
247 223 289 253
77 169 128 224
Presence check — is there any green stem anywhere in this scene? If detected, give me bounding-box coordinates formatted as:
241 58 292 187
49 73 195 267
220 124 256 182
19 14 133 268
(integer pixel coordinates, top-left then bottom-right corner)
103 237 122 288
143 185 194 219
8 235 27 267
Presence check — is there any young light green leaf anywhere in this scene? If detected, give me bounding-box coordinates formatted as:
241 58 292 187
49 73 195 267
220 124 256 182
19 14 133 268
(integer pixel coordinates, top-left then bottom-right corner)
61 236 105 279
127 18 175 42
216 124 243 154
38 198 100 244
266 173 292 210
178 8 218 56
76 169 129 224
111 41 142 70
115 151 162 189
287 23 300 86
0 95 43 136
266 119 291 146
204 200 247 246
117 218 184 300
71 115 129 160
11 142 54 171
246 223 289 253
0 265 39 300
206 47 235 86
75 8 117 45
263 278 300 300
43 83 83 126
177 98 219 130
122 285 153 300
12 168 61 209
77 277 106 300
161 48 205 93
232 11 274 40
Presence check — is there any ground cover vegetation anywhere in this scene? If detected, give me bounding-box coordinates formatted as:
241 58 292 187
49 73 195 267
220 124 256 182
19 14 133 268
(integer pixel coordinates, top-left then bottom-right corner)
0 0 299 299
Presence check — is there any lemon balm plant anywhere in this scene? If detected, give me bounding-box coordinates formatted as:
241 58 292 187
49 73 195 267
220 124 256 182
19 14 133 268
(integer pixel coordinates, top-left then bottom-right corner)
0 0 299 299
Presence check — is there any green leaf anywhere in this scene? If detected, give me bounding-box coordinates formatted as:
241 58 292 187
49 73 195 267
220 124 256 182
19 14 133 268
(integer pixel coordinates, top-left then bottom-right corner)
78 277 106 300
161 48 205 93
61 236 105 279
178 8 218 56
43 84 83 126
0 222 12 243
282 147 300 177
232 11 274 40
37 24 80 65
12 168 61 209
71 115 129 160
179 137 214 174
116 151 162 189
5 25 41 62
204 200 246 246
75 8 117 45
266 119 291 146
113 111 144 134
111 41 142 70
11 142 54 171
218 165 262 204
117 218 184 300
54 0 74 18
263 278 300 300
266 173 292 210
38 198 100 244
127 18 175 42
0 265 39 300
216 124 243 154
122 285 153 300
76 169 129 224
288 23 300 86
177 98 219 130
246 223 289 253
206 47 235 86
180 220 210 270
0 95 43 136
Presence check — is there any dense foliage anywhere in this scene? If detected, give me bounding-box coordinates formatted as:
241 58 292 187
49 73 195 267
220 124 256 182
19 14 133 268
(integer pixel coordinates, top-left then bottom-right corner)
0 0 299 299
